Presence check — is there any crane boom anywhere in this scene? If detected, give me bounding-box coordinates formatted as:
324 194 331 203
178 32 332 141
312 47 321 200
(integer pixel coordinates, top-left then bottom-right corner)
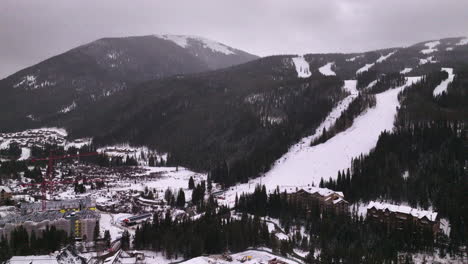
28 151 99 211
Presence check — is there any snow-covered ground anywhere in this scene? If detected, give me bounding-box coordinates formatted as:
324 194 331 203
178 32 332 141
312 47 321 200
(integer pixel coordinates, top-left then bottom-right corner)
419 56 437 65
217 78 421 207
139 250 183 264
18 147 31 160
400 67 412 74
180 249 300 264
356 63 374 74
97 144 167 166
0 127 89 152
99 212 135 241
59 101 77 114
400 251 467 264
357 51 395 74
365 80 378 90
291 56 311 78
376 51 396 63
455 37 468 46
420 40 440 54
433 68 455 97
157 35 235 55
346 55 361 62
318 62 336 76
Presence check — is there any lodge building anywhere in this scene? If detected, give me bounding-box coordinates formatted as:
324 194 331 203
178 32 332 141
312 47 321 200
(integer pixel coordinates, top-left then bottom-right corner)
366 201 440 234
281 186 349 214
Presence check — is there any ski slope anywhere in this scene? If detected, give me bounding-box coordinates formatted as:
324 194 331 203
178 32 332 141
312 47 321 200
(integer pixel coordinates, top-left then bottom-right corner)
318 62 336 76
261 77 420 187
433 68 455 97
218 78 421 207
400 67 412 74
421 40 440 54
291 56 311 78
356 51 395 74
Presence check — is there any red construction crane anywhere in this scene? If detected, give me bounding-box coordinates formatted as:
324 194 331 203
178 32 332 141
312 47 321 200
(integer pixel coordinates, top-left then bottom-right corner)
23 151 100 211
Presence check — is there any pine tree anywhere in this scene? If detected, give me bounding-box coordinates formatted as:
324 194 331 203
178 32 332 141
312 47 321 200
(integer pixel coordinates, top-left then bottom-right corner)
104 230 111 247
93 221 100 241
176 189 186 208
188 176 195 190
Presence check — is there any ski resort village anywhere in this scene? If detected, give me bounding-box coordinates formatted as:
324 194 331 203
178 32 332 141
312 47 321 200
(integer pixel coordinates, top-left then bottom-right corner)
1 1 468 262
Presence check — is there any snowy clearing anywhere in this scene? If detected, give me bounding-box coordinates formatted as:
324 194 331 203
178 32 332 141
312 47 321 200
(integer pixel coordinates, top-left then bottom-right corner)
420 40 440 54
356 63 374 74
18 147 31 160
376 51 396 63
365 80 378 90
97 144 167 166
357 51 395 75
400 68 412 74
455 37 468 46
318 62 336 76
291 56 311 78
59 101 76 113
346 55 361 62
433 68 455 97
419 56 436 65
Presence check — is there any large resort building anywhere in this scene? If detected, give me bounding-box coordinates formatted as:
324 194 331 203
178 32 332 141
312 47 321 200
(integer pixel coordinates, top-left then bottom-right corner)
0 197 99 242
366 201 440 234
280 186 349 214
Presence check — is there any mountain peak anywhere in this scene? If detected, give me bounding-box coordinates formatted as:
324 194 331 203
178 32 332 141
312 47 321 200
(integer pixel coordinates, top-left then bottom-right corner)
155 34 237 55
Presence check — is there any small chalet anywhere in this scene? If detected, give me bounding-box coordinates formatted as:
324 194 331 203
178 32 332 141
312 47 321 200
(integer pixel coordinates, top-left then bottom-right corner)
0 186 12 205
367 201 440 234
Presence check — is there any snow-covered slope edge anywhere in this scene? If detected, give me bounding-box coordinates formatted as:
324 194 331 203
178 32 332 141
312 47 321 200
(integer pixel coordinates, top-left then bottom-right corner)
433 68 455 97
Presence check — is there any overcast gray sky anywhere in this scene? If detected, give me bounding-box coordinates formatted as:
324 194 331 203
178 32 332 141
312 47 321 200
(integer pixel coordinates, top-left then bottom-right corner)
1 0 467 78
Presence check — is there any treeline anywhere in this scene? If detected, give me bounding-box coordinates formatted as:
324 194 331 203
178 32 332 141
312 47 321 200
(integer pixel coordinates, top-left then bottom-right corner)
133 208 273 260
0 225 70 261
396 70 467 126
311 93 376 146
134 184 455 263
356 70 379 90
103 74 347 189
367 72 405 94
0 143 21 159
323 69 468 251
236 186 456 263
323 121 467 248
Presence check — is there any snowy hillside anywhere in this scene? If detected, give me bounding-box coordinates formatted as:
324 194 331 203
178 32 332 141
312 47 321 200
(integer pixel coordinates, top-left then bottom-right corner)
262 77 420 187
217 77 422 207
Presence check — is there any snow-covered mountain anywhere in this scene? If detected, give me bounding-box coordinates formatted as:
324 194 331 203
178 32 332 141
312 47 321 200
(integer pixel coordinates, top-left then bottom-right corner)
0 35 258 132
1 36 467 185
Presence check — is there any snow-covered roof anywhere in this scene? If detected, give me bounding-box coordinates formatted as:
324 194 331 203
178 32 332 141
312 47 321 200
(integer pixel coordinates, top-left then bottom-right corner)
8 255 58 264
0 186 12 193
367 202 438 221
332 197 346 204
278 186 344 198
